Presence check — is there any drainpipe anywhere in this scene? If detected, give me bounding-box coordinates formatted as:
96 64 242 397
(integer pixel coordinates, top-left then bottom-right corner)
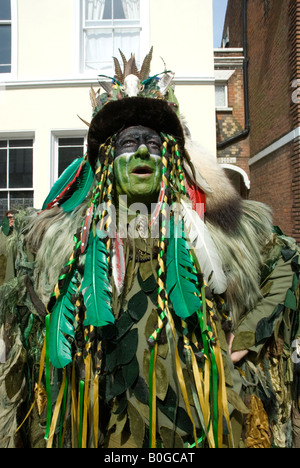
217 0 250 150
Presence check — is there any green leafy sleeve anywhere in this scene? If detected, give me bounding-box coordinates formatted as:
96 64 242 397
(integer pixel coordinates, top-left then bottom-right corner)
231 231 300 357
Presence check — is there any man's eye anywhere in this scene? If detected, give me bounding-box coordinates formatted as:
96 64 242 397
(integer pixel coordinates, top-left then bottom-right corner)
123 139 136 146
148 141 160 148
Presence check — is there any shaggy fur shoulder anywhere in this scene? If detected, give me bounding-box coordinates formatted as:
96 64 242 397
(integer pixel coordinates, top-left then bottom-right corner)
185 140 243 233
207 200 273 327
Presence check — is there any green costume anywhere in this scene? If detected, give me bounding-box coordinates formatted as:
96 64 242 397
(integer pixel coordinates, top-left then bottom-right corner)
0 50 299 448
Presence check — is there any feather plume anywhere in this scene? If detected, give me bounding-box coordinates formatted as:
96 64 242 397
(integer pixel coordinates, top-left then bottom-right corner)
125 54 139 77
90 86 98 109
82 233 114 327
181 199 227 294
166 217 202 319
77 115 90 127
111 233 126 296
187 182 206 218
42 158 83 211
49 275 77 368
81 204 94 254
113 56 124 84
140 46 153 81
60 160 94 213
119 49 128 70
99 81 113 94
149 181 165 227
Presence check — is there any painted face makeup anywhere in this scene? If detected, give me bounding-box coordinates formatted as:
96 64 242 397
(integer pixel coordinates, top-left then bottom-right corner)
114 126 162 206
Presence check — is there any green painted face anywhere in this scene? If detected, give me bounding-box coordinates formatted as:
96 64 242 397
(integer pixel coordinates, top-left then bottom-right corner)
114 126 162 206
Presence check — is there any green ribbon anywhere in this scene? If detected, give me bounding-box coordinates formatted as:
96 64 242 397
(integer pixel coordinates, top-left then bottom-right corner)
44 314 52 441
78 380 85 448
148 344 157 448
58 375 69 448
196 286 220 447
208 340 219 447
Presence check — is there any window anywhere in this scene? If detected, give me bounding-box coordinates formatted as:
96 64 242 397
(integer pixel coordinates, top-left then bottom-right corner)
51 132 88 186
0 0 12 73
57 137 86 177
82 0 142 73
215 83 228 108
0 139 34 219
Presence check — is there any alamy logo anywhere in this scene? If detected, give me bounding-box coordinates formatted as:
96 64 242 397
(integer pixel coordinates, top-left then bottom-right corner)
292 80 300 104
291 339 300 364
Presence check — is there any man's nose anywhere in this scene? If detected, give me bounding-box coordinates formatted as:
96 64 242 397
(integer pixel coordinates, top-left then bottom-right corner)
135 144 150 159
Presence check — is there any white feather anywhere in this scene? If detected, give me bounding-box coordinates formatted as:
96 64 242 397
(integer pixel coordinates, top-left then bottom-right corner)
111 233 126 296
181 199 227 294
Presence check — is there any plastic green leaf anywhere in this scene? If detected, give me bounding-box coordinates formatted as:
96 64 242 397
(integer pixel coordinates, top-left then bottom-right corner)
60 161 94 212
82 233 115 327
49 276 77 369
166 217 202 319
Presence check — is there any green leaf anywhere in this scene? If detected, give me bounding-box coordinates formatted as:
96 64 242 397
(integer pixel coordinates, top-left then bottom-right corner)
49 275 77 369
82 233 115 327
106 328 138 372
0 216 10 236
127 290 148 322
166 218 202 319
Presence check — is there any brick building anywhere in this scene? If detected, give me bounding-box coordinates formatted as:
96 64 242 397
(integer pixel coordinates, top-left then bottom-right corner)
215 0 300 242
215 47 251 199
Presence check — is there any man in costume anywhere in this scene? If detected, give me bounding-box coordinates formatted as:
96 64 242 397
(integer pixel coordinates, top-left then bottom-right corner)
0 50 300 448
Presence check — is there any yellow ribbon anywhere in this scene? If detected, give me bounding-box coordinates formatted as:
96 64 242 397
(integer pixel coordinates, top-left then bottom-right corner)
46 368 67 448
190 348 215 448
15 337 46 433
211 320 233 448
165 305 198 447
93 373 99 448
149 341 158 448
82 353 91 448
71 357 78 447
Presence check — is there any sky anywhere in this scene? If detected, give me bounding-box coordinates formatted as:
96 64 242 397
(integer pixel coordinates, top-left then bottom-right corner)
213 0 228 47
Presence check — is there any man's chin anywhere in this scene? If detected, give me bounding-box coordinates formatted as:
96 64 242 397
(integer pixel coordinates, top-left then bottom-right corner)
126 188 160 207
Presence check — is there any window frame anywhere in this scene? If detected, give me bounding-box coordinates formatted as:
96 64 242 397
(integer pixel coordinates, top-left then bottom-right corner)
51 130 88 186
0 0 17 81
215 81 229 110
76 0 150 76
0 133 35 217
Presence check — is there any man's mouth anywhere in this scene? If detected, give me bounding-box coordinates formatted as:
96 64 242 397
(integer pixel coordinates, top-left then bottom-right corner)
131 165 154 177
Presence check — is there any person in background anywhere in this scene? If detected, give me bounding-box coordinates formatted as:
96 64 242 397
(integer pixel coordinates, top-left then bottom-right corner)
0 210 16 285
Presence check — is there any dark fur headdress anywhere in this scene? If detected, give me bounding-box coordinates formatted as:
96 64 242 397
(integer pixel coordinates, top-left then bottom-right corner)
88 97 185 170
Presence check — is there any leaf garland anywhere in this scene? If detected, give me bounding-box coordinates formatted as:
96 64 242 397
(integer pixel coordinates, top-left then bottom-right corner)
82 232 115 327
166 217 202 319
